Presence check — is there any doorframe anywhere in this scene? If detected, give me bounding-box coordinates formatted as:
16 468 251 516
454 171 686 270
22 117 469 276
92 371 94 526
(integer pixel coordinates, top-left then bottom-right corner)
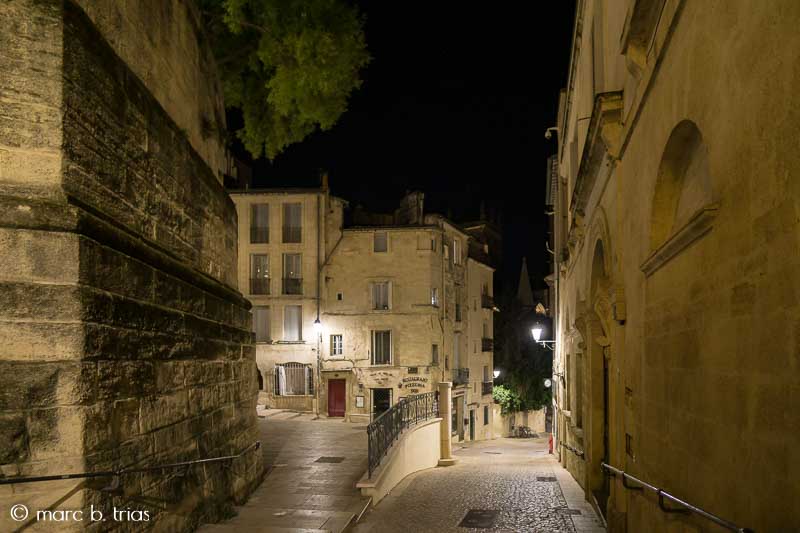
370 387 393 421
327 378 347 418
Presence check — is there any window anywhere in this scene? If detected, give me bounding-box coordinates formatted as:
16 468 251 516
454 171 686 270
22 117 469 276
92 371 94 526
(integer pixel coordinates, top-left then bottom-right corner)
371 330 391 365
455 288 462 322
337 292 343 301
443 243 450 261
250 254 269 295
282 203 302 243
283 305 302 341
483 365 489 382
250 203 269 243
483 321 489 338
431 237 436 251
431 287 439 307
283 253 302 294
331 334 343 356
483 405 489 425
372 282 390 310
454 333 461 368
453 239 462 265
253 306 270 342
445 355 449 370
431 344 439 365
274 362 313 395
374 232 388 252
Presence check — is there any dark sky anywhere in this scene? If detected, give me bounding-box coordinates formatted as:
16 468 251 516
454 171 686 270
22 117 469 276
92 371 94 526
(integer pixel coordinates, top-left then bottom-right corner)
233 1 576 297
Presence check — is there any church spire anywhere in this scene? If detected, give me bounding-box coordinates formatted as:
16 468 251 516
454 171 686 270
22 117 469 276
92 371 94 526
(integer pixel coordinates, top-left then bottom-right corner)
517 257 534 308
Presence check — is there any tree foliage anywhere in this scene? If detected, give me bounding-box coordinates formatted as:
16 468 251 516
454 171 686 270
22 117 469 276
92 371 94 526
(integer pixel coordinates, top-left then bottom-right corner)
492 385 523 415
200 0 370 159
493 295 553 412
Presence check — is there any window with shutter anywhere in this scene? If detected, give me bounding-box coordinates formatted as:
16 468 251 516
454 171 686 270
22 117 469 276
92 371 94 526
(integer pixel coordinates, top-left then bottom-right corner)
282 203 302 243
371 330 391 365
372 282 390 310
253 306 270 342
250 204 269 243
284 305 302 341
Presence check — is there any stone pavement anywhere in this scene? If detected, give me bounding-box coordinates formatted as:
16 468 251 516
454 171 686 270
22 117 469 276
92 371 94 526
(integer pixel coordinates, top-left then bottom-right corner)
200 409 370 533
352 436 606 533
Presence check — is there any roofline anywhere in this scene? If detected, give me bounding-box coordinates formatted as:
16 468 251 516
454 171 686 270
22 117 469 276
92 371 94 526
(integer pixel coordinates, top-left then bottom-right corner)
344 225 441 233
467 256 495 271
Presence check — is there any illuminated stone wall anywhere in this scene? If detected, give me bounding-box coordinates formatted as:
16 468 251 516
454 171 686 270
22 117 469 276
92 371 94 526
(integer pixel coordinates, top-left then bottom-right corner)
552 1 800 532
0 1 262 530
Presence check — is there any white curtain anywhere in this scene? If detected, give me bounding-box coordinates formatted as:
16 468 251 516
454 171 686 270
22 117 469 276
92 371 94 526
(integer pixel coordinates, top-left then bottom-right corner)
277 365 287 396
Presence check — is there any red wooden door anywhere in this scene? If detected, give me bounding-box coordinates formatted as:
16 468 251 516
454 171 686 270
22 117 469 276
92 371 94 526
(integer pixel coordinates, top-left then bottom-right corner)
328 379 346 417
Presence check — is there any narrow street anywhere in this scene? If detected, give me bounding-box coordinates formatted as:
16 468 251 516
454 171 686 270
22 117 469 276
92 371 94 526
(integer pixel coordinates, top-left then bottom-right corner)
354 436 605 533
201 410 369 533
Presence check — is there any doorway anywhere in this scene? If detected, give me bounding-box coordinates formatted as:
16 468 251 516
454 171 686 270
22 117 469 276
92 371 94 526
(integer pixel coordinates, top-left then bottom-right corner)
328 379 346 417
469 409 475 441
372 388 392 420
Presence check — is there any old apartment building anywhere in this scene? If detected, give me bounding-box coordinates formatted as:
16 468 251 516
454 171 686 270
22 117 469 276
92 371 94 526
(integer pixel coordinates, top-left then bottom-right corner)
230 188 496 441
549 1 800 532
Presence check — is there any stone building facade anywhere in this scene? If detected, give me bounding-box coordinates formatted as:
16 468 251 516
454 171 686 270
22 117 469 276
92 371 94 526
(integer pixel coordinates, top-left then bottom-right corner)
549 1 800 532
231 190 496 439
0 1 262 531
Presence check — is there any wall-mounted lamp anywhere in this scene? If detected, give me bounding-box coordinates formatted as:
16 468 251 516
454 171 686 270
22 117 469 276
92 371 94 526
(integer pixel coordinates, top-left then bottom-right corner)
531 322 556 351
493 370 501 379
313 318 323 334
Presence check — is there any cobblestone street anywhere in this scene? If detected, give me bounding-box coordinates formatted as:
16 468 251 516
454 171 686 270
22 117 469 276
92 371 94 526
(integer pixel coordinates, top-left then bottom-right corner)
353 436 605 533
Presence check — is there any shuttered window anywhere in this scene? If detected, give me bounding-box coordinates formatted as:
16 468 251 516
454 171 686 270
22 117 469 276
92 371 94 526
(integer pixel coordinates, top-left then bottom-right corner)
253 306 270 342
250 204 269 243
372 282 390 310
284 305 302 341
371 330 391 365
282 203 302 243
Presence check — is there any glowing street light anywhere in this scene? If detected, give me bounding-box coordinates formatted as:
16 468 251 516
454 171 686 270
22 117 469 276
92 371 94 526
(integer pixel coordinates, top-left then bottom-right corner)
493 370 501 379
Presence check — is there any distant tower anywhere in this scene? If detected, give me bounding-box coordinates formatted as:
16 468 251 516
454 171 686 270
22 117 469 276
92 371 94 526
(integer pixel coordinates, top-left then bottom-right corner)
517 257 534 309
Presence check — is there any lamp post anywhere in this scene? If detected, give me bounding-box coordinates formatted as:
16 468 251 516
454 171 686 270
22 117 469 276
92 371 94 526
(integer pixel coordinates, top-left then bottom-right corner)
313 317 322 418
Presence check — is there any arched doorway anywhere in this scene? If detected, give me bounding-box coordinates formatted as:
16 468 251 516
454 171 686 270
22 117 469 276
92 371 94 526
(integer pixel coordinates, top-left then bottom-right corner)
586 239 613 519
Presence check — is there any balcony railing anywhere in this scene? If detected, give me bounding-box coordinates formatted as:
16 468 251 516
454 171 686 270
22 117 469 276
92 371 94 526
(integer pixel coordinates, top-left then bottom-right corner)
481 293 494 309
481 337 494 352
282 277 303 295
250 227 269 243
482 381 493 396
453 368 469 386
250 277 270 295
367 392 438 478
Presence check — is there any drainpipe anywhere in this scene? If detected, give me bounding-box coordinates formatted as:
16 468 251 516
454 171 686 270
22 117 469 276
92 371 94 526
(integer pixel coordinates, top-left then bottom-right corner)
315 193 322 418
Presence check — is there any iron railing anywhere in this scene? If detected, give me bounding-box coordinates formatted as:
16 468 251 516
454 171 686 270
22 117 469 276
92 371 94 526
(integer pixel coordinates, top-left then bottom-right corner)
0 442 260 486
481 381 493 396
601 463 754 533
250 277 270 295
453 367 469 386
367 392 438 478
282 277 303 295
559 441 585 458
481 337 494 351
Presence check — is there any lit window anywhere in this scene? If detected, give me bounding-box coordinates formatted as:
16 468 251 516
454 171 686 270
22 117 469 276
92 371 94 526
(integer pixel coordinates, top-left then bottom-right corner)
331 334 343 356
431 287 439 307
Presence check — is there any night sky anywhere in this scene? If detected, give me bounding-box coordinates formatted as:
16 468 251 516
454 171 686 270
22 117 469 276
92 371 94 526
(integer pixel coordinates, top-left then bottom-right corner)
231 1 576 297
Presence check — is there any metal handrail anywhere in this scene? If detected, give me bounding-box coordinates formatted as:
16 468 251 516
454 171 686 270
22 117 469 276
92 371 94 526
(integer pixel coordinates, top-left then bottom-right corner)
367 392 438 478
0 442 261 486
559 441 585 458
601 463 754 533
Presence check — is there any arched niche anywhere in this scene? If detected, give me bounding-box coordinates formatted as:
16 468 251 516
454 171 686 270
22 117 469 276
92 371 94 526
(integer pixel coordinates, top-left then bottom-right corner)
643 120 718 275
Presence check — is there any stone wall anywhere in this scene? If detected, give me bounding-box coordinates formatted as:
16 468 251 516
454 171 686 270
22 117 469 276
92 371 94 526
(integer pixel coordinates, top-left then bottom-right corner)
553 1 800 531
0 1 262 531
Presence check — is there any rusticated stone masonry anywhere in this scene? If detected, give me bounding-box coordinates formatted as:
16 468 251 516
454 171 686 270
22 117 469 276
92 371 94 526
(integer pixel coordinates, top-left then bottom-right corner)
0 1 263 531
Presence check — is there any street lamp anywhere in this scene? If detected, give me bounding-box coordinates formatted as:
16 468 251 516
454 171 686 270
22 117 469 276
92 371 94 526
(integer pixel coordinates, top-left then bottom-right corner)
313 318 323 334
531 321 555 351
493 370 501 379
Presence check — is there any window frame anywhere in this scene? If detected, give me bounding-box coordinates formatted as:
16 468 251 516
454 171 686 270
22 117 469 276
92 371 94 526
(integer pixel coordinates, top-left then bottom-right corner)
372 281 391 311
282 202 303 243
250 203 269 243
283 305 303 341
331 334 343 356
370 329 392 365
253 306 271 343
374 231 388 253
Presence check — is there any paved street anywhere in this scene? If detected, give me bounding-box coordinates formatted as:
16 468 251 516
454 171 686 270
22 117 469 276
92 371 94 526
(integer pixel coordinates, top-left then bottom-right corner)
200 410 369 533
353 436 605 533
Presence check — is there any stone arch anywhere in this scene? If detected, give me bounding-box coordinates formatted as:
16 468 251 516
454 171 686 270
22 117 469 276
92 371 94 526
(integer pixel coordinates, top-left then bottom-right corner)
580 235 615 518
649 120 713 251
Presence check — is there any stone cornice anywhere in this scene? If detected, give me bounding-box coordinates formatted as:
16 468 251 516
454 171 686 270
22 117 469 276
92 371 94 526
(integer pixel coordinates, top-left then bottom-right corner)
640 203 719 277
570 91 624 221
